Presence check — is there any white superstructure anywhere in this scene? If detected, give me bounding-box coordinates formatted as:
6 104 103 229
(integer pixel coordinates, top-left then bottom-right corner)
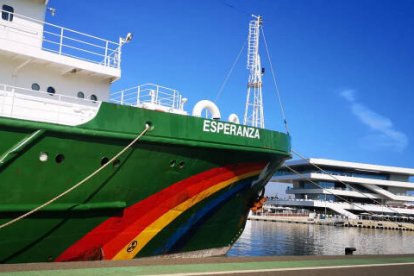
0 0 123 125
0 0 189 125
0 1 121 100
269 158 414 219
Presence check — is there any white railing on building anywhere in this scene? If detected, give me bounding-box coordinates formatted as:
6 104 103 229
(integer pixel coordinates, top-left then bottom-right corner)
271 198 414 215
110 83 188 114
0 10 121 68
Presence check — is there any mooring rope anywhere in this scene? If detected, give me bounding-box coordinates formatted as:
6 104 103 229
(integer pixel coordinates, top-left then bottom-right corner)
0 124 151 230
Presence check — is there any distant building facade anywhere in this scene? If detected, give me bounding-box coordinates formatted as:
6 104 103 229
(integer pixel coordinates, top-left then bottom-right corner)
269 158 414 219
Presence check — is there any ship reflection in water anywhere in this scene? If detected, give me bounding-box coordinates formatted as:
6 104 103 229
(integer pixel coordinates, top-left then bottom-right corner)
227 220 414 256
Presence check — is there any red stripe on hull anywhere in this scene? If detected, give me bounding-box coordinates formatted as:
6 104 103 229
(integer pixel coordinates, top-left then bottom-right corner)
55 162 264 261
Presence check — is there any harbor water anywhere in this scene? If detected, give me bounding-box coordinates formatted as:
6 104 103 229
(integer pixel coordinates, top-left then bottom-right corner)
227 220 414 256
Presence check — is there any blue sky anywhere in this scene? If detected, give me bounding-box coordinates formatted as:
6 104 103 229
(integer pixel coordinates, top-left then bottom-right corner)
47 0 414 168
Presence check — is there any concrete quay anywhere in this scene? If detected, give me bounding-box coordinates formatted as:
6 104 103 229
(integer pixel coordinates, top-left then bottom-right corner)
345 219 414 231
248 214 414 231
1 254 414 275
248 214 344 226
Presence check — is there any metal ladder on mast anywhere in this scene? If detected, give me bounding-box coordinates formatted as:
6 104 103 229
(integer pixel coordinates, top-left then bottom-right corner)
244 15 264 128
247 21 259 70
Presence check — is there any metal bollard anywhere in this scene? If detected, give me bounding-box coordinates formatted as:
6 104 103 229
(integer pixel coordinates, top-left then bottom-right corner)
345 247 356 255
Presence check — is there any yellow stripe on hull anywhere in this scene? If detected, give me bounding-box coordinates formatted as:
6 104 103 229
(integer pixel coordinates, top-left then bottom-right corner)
113 170 261 260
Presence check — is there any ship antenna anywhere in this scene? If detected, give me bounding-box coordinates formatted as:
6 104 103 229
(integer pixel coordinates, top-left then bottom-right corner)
243 15 264 128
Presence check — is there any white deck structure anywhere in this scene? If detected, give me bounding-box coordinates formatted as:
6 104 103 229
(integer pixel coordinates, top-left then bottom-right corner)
0 1 188 125
0 0 121 125
269 158 414 219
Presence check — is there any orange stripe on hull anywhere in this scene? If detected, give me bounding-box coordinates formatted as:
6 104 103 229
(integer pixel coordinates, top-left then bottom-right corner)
55 163 264 261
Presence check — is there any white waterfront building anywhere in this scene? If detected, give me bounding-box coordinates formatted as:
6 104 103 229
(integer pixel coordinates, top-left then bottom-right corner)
269 158 414 219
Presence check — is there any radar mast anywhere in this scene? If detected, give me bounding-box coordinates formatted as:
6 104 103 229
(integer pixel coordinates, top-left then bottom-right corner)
243 15 264 128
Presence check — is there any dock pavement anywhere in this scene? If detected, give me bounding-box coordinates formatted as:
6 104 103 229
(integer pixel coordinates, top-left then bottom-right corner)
1 254 414 275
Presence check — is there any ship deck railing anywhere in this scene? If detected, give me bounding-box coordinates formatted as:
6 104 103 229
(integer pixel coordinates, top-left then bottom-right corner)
0 9 121 68
110 83 187 114
0 82 188 125
0 83 100 125
0 83 99 106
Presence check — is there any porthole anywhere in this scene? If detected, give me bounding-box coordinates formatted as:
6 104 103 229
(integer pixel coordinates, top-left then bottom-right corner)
169 160 176 168
101 157 109 166
1 5 14 22
145 121 154 130
39 152 48 162
113 159 121 168
55 154 64 163
90 94 98 101
31 83 40 91
178 161 185 169
47 86 56 94
77 91 85 98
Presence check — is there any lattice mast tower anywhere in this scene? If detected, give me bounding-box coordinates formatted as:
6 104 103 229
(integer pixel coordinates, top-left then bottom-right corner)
243 15 264 128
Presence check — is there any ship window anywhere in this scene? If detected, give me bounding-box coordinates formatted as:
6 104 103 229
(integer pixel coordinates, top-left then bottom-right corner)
39 152 48 162
31 83 40 91
1 5 14 21
55 154 64 163
90 94 98 101
101 157 109 166
77 91 85 98
47 86 56 94
113 159 121 168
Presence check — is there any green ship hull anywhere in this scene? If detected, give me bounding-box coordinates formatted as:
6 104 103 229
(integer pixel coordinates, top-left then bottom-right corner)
0 102 290 263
